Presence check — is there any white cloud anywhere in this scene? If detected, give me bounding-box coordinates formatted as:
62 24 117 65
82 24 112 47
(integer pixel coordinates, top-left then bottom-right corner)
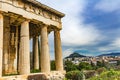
98 47 112 52
60 1 101 46
37 0 84 14
111 38 120 48
62 23 101 46
98 38 120 52
95 0 120 13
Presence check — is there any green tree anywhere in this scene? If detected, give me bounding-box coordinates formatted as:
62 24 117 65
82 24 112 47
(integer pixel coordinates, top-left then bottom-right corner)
91 61 97 70
89 69 120 80
117 60 120 66
51 60 56 70
64 60 78 72
78 62 92 70
96 61 105 68
66 70 85 80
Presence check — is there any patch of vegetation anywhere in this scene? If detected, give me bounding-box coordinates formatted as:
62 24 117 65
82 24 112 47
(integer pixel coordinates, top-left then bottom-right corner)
64 60 78 72
84 70 96 79
88 69 120 80
3 73 18 76
64 60 120 79
65 70 85 80
64 60 119 72
31 69 40 73
78 62 93 70
51 60 56 70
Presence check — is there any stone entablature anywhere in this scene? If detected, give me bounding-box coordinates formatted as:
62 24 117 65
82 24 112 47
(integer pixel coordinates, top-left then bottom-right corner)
0 0 65 28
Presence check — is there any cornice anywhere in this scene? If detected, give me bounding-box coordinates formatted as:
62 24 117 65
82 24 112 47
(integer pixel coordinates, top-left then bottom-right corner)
26 0 65 18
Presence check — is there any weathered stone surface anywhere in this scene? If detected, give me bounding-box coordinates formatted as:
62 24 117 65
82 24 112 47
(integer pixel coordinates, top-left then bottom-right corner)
47 71 65 80
1 72 64 80
27 74 47 80
3 16 10 74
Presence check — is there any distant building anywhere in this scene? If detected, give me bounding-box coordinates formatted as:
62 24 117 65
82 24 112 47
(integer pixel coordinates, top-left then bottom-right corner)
64 53 120 66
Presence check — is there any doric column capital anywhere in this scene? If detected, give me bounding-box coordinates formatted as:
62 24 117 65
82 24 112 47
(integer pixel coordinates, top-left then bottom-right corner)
0 14 3 21
23 19 30 23
21 19 30 25
41 23 49 28
33 35 39 38
53 27 62 32
20 20 30 37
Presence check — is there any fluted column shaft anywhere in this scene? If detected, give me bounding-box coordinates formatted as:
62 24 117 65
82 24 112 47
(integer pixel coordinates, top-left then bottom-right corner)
33 36 39 70
3 16 10 74
14 26 18 73
54 30 63 71
19 20 30 74
0 14 3 77
40 25 50 73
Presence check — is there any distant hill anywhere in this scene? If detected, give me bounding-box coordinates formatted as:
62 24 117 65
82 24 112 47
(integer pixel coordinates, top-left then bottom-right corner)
98 52 120 57
65 52 86 58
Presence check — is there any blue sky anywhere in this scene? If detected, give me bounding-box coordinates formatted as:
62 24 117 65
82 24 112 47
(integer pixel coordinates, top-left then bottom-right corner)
37 0 120 59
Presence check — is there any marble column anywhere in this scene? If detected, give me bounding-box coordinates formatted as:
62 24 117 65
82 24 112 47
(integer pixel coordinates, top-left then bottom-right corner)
19 20 30 74
0 14 3 77
54 29 63 71
3 16 10 74
33 36 39 70
40 25 50 73
8 31 16 74
39 37 41 70
14 26 18 73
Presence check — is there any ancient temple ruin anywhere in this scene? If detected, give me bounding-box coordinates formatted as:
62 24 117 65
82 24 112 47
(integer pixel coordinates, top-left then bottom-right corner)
0 0 65 79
